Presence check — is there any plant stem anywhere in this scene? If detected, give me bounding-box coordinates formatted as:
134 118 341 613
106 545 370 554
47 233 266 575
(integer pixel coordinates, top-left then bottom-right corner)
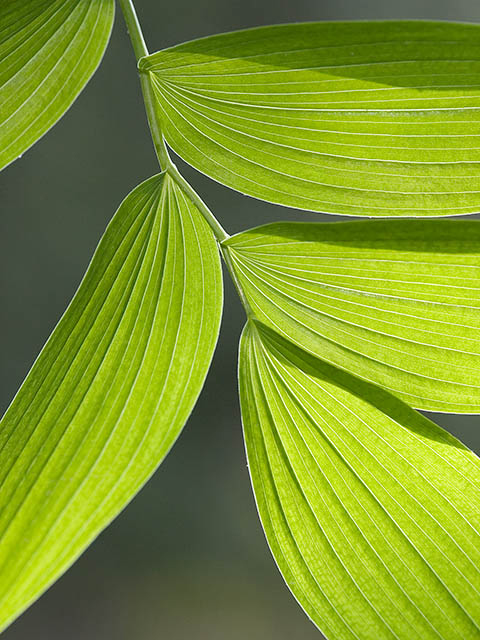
119 0 256 310
168 164 229 242
118 0 228 241
139 75 172 169
117 0 148 59
118 0 171 169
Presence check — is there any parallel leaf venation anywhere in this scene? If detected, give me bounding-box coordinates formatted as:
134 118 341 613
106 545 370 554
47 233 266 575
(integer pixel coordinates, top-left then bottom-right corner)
227 220 480 412
240 321 480 639
0 173 223 631
141 21 480 216
0 0 115 171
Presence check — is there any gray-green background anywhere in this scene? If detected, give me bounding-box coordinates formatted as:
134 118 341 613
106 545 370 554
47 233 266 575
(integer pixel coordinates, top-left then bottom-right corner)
2 1 480 638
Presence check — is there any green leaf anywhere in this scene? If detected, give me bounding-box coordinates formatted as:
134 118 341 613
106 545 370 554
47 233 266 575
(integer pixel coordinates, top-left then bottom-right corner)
226 220 480 413
0 0 115 171
0 173 222 631
240 321 480 640
140 21 480 217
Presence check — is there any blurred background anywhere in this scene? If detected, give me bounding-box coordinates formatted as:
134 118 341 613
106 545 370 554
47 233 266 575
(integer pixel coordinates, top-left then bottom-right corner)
2 1 480 638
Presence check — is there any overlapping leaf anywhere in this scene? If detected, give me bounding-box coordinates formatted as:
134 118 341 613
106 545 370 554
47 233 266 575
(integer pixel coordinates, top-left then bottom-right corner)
140 21 480 216
240 321 480 639
0 0 115 171
226 220 480 413
0 173 222 631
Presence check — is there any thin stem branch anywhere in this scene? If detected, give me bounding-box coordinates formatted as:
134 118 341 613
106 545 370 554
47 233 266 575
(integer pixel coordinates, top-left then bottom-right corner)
117 0 148 59
118 0 229 242
168 163 229 242
118 0 171 168
118 0 257 313
139 74 172 169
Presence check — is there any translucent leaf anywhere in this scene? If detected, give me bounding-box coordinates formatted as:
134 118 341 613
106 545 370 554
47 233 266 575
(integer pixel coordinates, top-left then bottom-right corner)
0 0 115 171
226 220 480 413
140 21 480 217
240 321 480 639
0 173 223 631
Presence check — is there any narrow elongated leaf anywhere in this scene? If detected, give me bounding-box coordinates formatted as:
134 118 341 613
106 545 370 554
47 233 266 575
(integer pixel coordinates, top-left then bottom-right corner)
240 321 480 639
226 220 480 413
0 0 114 171
0 173 222 631
141 21 480 217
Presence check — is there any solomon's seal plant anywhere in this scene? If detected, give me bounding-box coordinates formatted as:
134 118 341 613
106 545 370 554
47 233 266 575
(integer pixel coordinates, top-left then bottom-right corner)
1 2 480 638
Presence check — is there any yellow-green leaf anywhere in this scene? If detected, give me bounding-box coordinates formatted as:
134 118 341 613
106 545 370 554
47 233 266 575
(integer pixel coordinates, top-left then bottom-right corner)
226 220 480 413
141 21 480 216
0 173 222 631
0 0 115 171
240 321 480 639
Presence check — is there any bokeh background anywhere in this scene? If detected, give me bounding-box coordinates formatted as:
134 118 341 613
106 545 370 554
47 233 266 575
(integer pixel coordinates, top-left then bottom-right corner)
2 1 480 638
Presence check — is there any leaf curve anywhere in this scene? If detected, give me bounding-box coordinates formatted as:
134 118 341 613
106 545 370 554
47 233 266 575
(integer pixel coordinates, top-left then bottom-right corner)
239 321 480 639
0 0 115 171
226 219 480 413
0 173 223 630
140 20 480 217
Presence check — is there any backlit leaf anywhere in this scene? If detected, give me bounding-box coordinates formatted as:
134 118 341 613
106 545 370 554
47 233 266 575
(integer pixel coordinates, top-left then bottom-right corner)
0 173 222 631
240 321 480 639
141 21 480 216
0 0 115 171
226 220 480 413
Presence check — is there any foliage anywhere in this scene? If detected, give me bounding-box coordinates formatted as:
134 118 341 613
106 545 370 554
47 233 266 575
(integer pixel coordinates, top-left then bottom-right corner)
0 173 222 629
0 0 114 171
226 220 480 412
0 2 479 638
143 21 480 216
240 322 480 639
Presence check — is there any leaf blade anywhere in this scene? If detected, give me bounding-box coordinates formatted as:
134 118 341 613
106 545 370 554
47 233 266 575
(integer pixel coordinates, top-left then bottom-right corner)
226 219 480 412
0 0 115 171
240 321 480 639
141 21 480 216
0 173 223 630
